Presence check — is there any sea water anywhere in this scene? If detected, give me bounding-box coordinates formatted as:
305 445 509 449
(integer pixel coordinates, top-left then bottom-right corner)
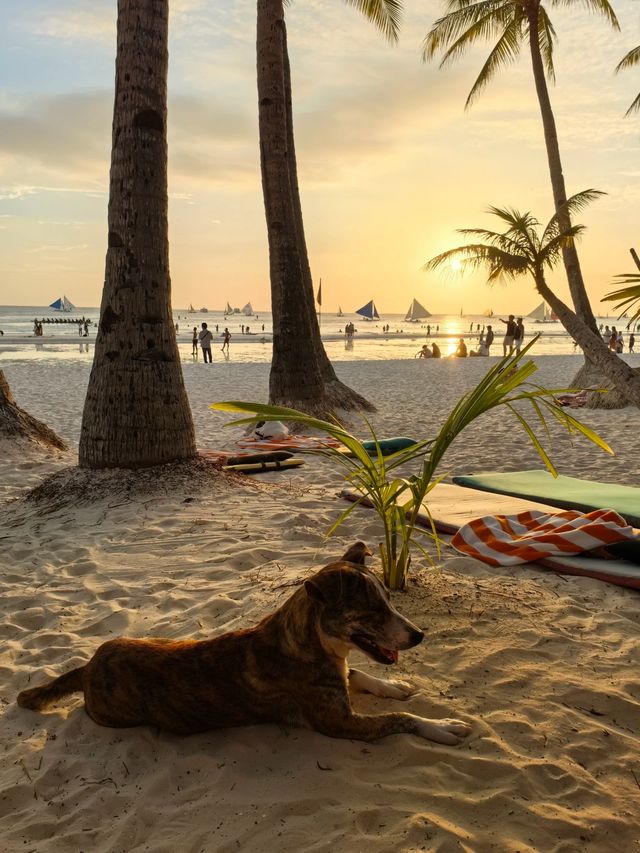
0 304 634 365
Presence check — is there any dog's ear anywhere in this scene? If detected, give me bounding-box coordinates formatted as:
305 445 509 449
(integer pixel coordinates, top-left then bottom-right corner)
341 541 373 566
304 578 326 603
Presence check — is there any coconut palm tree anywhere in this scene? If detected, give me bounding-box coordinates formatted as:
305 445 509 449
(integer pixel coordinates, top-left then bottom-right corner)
422 0 619 338
79 0 197 468
256 0 400 418
424 192 640 405
615 46 640 115
1 370 67 450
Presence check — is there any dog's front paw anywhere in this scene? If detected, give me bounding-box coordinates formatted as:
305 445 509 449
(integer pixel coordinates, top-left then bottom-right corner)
415 717 472 745
380 679 416 700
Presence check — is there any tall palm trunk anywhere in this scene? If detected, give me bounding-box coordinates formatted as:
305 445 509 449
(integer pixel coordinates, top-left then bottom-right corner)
527 8 599 336
79 0 196 469
281 31 375 411
534 275 640 405
257 0 374 416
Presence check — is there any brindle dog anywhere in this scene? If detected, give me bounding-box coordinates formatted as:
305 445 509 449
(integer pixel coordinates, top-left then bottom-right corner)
17 543 471 745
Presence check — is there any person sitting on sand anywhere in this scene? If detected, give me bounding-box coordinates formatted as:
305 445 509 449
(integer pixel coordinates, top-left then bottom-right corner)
431 342 441 358
470 341 489 357
453 338 468 358
415 345 432 359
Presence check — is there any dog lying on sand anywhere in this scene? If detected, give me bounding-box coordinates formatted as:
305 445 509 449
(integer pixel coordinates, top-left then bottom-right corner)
18 542 471 745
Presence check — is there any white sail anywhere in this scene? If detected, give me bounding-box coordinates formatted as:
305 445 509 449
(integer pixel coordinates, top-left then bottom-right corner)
242 302 253 316
528 302 552 322
404 298 431 322
337 306 343 317
483 308 494 317
224 302 233 314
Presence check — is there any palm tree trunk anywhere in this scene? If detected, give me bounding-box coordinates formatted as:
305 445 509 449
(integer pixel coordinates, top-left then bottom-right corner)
534 276 640 405
0 370 67 449
257 0 332 414
78 0 196 469
257 0 374 416
527 11 599 337
281 33 375 412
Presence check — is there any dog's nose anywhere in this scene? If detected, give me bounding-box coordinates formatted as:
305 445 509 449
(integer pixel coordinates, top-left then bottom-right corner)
409 628 424 647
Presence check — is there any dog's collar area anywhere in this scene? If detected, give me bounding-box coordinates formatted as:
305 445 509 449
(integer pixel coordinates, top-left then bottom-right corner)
351 634 399 665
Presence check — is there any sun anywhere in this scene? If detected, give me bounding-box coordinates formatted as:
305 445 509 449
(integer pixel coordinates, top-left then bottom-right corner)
449 258 464 272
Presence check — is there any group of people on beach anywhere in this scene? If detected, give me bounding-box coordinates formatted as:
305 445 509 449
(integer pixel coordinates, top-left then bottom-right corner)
192 322 231 362
601 325 635 354
414 315 524 359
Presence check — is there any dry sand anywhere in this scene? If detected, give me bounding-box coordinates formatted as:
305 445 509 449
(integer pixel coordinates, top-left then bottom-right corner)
1 354 639 852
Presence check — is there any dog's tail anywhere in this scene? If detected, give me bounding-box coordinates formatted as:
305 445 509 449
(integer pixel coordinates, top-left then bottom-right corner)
17 666 86 711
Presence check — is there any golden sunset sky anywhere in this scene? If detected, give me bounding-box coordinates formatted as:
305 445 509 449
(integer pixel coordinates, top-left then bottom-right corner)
0 0 638 315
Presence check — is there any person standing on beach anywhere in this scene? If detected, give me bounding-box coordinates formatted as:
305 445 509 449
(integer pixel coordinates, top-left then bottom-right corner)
192 326 198 359
198 322 214 363
500 314 516 356
514 317 525 353
221 327 231 354
629 333 635 353
485 325 494 353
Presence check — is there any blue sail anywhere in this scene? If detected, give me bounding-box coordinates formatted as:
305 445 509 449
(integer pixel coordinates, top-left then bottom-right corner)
355 299 379 320
49 295 75 312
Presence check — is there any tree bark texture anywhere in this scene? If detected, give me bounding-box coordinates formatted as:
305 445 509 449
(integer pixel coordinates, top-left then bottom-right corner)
257 0 374 416
534 277 640 406
79 0 196 469
0 370 67 449
527 8 599 337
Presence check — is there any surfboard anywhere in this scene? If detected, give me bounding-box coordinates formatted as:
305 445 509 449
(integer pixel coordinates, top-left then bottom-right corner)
223 458 304 475
452 471 640 528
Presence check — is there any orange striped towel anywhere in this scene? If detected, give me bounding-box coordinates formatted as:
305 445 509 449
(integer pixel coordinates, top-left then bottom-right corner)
236 435 342 451
451 509 637 566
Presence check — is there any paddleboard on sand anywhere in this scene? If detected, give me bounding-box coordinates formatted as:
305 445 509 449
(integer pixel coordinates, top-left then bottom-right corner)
223 458 304 475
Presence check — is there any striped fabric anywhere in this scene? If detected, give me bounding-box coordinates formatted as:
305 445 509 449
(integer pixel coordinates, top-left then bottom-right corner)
237 436 342 451
451 508 637 566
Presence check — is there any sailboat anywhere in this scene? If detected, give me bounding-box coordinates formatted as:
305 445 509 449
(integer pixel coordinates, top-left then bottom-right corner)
223 302 233 315
242 302 253 316
483 308 494 317
49 295 75 312
404 298 431 322
355 300 380 321
528 301 553 323
188 303 195 313
337 306 344 317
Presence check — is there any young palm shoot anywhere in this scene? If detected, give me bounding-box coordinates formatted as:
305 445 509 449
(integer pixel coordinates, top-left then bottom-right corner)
212 342 611 590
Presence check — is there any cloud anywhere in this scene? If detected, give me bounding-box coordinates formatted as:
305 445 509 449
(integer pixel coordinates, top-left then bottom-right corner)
28 244 89 253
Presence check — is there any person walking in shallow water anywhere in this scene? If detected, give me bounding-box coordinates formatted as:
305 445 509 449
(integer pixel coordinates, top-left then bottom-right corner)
221 327 231 354
192 327 198 360
198 322 214 363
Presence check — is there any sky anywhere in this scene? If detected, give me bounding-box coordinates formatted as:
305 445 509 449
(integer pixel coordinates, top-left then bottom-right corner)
0 0 638 315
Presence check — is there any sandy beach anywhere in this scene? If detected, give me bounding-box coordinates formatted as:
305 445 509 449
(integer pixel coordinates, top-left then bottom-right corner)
1 354 639 852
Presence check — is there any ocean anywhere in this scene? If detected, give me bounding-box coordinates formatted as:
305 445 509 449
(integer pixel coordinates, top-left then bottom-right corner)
0 303 633 364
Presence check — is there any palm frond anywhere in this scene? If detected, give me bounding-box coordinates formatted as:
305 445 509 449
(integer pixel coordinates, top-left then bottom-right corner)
465 16 524 107
423 1 510 61
602 276 640 324
540 189 604 244
343 0 402 42
537 8 557 81
549 0 619 31
616 45 640 71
